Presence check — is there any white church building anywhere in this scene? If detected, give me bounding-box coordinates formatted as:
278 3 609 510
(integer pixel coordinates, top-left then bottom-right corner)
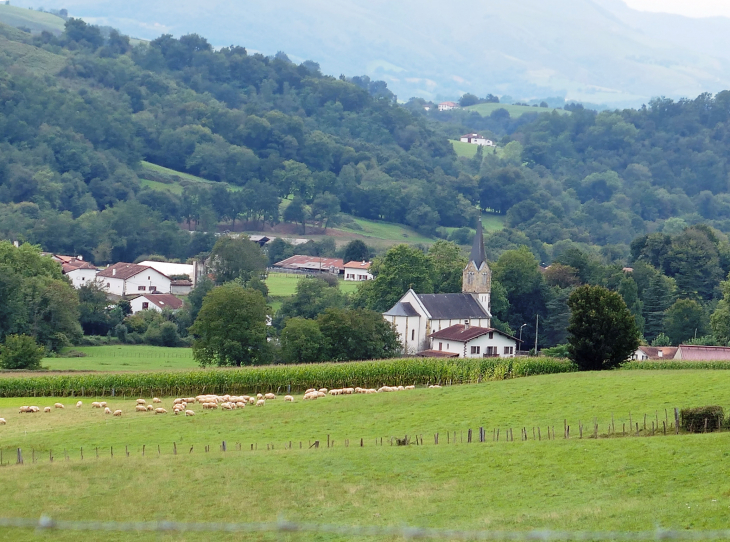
383 219 517 356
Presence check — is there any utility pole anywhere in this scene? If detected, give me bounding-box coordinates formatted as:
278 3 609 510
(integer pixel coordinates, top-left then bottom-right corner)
519 323 527 354
534 315 539 356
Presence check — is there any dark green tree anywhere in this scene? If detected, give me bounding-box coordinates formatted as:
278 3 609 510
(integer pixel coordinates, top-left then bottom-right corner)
664 299 708 345
280 317 327 364
427 240 467 293
567 285 640 370
208 236 267 284
273 278 347 329
317 308 400 361
0 334 45 370
342 240 370 264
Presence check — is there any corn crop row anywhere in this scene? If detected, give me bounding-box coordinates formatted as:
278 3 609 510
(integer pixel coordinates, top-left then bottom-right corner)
0 357 576 398
621 361 730 370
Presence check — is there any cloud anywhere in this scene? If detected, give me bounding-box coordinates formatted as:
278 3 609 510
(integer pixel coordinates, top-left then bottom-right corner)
623 0 730 19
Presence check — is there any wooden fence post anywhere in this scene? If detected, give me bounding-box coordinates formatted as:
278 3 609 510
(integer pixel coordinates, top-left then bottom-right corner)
674 408 680 434
16 448 22 465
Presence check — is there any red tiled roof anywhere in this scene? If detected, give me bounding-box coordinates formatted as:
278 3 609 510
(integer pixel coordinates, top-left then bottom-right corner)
637 346 677 360
677 345 730 361
62 261 97 273
137 294 183 310
97 263 162 280
273 255 344 271
430 324 518 342
171 279 193 286
416 350 460 358
343 261 371 270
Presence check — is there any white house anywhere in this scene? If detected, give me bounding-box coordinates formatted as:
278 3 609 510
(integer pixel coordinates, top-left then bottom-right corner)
630 346 678 361
384 219 492 355
425 324 518 358
129 293 184 314
65 266 99 289
438 101 460 111
138 260 200 286
344 261 373 281
96 263 172 297
459 133 495 146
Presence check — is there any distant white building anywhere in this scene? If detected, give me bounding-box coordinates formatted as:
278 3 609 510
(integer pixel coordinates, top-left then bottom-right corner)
344 261 373 281
426 324 518 358
96 263 172 297
129 293 183 314
460 133 495 146
138 260 201 286
65 266 99 289
438 101 460 111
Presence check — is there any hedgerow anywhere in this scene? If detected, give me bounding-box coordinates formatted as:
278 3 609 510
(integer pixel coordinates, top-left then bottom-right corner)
621 361 730 370
0 357 576 397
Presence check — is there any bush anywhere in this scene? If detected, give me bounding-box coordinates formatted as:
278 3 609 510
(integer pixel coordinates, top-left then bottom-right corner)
680 406 724 433
0 335 45 370
542 344 570 358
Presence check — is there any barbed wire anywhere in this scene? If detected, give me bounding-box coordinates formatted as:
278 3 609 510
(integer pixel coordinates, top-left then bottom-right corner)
1 517 730 540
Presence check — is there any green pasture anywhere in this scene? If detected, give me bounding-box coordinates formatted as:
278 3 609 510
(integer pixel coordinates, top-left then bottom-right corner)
450 139 502 159
41 346 195 372
0 370 728 540
266 273 360 298
332 217 435 245
0 5 65 34
0 35 66 75
464 102 570 118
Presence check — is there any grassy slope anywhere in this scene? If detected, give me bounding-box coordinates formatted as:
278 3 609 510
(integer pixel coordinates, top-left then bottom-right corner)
0 22 66 76
41 346 195 372
332 217 435 245
0 370 729 540
464 103 569 118
0 5 65 34
266 273 360 297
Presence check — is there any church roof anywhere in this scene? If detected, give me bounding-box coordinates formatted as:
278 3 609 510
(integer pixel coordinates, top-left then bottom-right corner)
469 218 487 269
383 301 420 317
416 293 491 319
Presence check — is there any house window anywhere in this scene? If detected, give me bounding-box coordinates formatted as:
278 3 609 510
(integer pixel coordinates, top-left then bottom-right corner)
138 286 146 291
411 329 415 341
150 286 157 292
504 346 510 354
470 346 480 354
488 332 494 339
510 347 514 354
142 302 149 310
106 283 110 288
439 342 443 351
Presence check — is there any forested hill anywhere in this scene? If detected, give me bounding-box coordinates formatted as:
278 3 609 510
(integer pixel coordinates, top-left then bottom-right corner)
6 19 730 268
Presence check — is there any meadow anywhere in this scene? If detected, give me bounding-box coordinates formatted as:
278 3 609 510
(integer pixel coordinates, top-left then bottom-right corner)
464 103 570 118
266 273 360 297
450 139 502 159
40 346 196 373
0 5 65 34
0 370 728 541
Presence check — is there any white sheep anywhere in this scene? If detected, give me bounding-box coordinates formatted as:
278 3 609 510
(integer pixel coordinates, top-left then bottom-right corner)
99 401 108 408
305 388 316 395
113 410 122 417
146 405 154 411
185 410 195 416
343 388 355 394
303 392 318 400
256 393 263 400
18 406 29 413
221 402 233 410
248 397 256 405
155 408 167 414
429 385 442 389
256 399 265 407
76 401 83 408
104 407 112 415
54 402 64 409
91 402 101 408
173 398 184 405
0 418 6 425
185 397 195 404
405 385 415 390
153 397 162 404
328 389 341 396
136 398 146 405
44 406 51 413
318 388 328 394
235 402 246 409
135 405 147 412
365 389 377 394
29 406 40 413
284 395 294 402
264 393 276 400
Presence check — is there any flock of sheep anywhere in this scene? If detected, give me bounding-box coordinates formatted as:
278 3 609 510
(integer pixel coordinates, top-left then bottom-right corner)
0 384 443 426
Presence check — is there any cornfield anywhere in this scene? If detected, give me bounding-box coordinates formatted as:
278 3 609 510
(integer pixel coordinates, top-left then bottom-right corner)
0 357 576 398
622 361 730 370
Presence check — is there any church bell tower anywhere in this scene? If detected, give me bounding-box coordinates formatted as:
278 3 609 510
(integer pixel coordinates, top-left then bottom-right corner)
462 217 492 315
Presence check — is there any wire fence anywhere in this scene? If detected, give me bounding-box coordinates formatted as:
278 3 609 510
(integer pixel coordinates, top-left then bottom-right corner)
2 517 730 540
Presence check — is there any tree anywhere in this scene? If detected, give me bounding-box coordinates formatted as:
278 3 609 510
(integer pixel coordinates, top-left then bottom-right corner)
664 299 708 345
273 278 347 329
651 333 671 347
208 236 267 284
317 308 400 361
641 273 675 342
189 283 270 366
427 240 467 293
282 196 308 234
618 276 645 336
280 318 327 363
711 273 730 345
543 264 580 289
342 240 370 264
187 277 215 322
567 285 640 370
361 245 434 312
78 283 121 336
459 93 480 107
310 192 340 231
0 334 45 370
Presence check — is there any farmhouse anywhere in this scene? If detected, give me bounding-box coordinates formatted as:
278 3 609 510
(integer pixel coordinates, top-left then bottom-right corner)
129 293 184 314
344 261 373 281
422 324 518 358
138 260 201 286
96 263 172 297
438 101 460 111
57 257 99 289
631 346 678 361
384 219 492 355
272 255 344 274
459 133 495 146
674 345 730 361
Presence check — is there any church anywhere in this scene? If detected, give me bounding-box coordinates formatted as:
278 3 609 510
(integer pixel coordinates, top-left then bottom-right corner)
383 220 518 357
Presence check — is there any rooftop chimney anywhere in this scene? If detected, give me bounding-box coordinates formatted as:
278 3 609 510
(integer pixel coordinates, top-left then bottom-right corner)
112 268 116 276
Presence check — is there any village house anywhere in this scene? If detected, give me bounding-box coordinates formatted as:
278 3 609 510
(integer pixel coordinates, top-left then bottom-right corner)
129 293 184 314
421 324 518 358
459 133 495 146
631 346 678 361
96 263 172 297
438 101 460 111
138 260 202 286
344 261 373 281
54 256 99 289
384 219 494 355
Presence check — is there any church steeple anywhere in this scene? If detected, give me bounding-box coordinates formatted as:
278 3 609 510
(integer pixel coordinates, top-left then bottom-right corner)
462 217 492 316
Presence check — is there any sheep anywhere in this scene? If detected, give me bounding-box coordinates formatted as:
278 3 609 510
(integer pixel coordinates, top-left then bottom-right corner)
305 388 316 395
18 406 30 413
135 405 147 412
99 401 108 408
29 406 40 413
365 389 377 394
328 389 341 396
405 385 415 390
354 387 364 394
113 410 122 417
264 393 276 400
185 410 195 416
153 397 162 404
256 399 265 407
248 397 256 405
104 407 112 415
76 401 83 408
221 402 233 410
284 395 294 402
146 405 154 411
343 388 355 395
185 397 195 404
256 393 263 400
44 406 51 413
91 402 101 408
303 392 318 400
54 402 64 409
316 391 326 398
318 388 328 394
429 385 442 389
0 418 5 425
155 408 167 414
173 398 184 405
136 399 146 405
235 402 246 409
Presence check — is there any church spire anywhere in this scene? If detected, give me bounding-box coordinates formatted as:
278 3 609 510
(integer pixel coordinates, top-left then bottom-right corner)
469 217 486 269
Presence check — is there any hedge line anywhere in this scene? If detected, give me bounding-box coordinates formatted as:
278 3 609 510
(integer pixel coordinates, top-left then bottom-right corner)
621 361 730 370
0 357 577 398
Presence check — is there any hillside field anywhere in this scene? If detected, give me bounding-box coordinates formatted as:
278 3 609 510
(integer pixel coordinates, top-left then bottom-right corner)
0 370 728 540
0 5 65 34
41 346 196 372
449 139 502 159
464 103 570 118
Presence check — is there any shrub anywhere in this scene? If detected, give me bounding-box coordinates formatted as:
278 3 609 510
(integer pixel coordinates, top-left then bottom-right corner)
0 335 45 370
542 344 570 358
680 406 724 433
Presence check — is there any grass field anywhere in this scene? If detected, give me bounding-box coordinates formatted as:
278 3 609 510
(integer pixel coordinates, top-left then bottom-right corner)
0 5 65 34
266 273 360 297
41 346 195 372
450 139 502 159
0 370 729 540
464 103 570 118
332 217 436 245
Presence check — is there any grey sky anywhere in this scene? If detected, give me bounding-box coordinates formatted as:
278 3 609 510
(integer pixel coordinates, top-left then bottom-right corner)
624 0 730 18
